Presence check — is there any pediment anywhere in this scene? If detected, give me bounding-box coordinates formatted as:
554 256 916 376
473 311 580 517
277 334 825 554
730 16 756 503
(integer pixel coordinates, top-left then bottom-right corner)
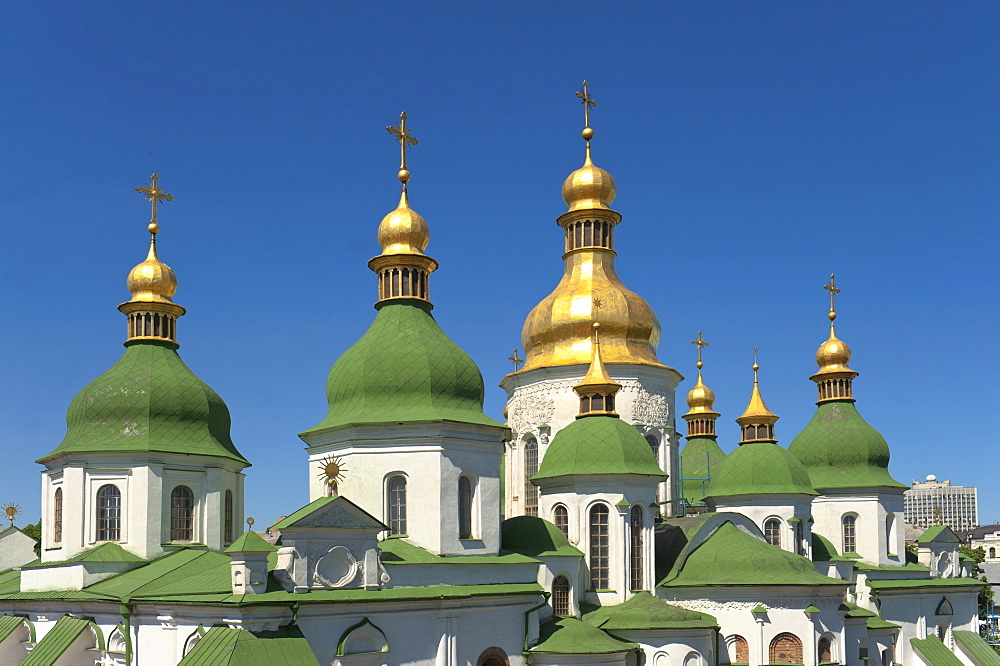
275 496 387 531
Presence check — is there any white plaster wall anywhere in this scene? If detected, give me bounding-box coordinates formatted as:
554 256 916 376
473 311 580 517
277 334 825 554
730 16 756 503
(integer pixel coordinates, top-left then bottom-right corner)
0 529 38 571
613 629 715 666
534 555 586 618
877 587 979 664
709 494 813 556
501 363 682 519
811 490 905 566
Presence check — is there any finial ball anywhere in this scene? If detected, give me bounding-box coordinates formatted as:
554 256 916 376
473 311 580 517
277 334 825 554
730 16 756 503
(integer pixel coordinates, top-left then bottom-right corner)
582 127 594 141
828 311 837 321
592 322 600 330
148 222 159 235
696 360 703 369
398 169 410 183
752 363 760 371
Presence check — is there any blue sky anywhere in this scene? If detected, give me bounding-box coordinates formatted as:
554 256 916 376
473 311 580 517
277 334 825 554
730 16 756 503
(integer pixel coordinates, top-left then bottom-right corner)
1 2 997 528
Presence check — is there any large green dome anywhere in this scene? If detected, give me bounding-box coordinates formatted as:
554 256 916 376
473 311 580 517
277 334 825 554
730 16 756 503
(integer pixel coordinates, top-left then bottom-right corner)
533 415 665 480
706 441 815 498
680 436 726 504
303 299 501 433
788 400 905 490
39 341 248 464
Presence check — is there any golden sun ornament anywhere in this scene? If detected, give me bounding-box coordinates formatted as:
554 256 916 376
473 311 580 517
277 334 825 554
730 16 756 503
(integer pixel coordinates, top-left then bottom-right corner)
3 503 21 526
318 455 347 494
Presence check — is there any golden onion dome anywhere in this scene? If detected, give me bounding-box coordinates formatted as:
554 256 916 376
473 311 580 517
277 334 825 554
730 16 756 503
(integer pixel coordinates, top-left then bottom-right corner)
562 152 616 212
686 373 717 413
377 190 429 256
126 238 177 303
815 330 853 373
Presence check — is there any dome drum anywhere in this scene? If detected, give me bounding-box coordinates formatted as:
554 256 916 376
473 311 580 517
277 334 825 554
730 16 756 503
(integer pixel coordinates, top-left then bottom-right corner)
557 208 622 255
369 253 438 303
118 299 185 345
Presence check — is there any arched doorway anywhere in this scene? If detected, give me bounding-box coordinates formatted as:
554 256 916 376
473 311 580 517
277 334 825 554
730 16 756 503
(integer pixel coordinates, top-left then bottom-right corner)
476 646 510 666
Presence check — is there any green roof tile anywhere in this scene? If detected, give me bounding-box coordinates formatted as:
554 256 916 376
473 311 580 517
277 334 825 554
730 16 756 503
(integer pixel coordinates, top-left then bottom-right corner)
788 401 905 490
680 436 726 504
662 522 846 587
867 578 985 590
23 616 96 666
530 617 635 654
302 300 502 433
706 442 816 498
272 496 386 531
39 341 249 465
917 525 962 544
583 591 717 630
21 542 145 568
378 537 538 565
179 625 320 665
534 416 666 480
911 635 963 666
955 630 1000 666
812 532 853 562
0 615 27 644
501 516 583 557
225 531 276 554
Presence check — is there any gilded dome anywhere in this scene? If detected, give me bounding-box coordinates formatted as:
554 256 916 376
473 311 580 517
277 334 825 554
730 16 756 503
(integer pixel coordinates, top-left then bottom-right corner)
685 374 717 414
561 156 616 212
814 330 853 375
736 364 779 425
126 239 177 303
377 190 429 256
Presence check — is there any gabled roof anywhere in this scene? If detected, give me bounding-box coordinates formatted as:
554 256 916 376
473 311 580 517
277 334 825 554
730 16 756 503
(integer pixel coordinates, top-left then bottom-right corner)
178 625 320 665
0 615 27 644
225 531 276 554
911 635 964 666
955 630 1000 666
530 617 636 654
918 525 962 545
21 542 145 568
272 496 387 531
583 591 717 630
23 616 98 666
501 516 583 558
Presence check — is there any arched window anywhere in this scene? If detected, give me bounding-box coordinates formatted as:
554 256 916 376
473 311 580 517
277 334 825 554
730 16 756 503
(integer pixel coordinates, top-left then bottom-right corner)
53 488 63 544
388 476 407 535
769 633 803 664
886 514 895 556
224 490 234 544
523 437 539 516
990 547 996 559
170 486 194 541
476 647 510 666
796 521 805 555
552 575 570 616
764 518 781 547
818 636 833 663
630 505 644 590
842 514 857 553
729 635 749 664
96 484 121 541
553 505 569 536
589 504 610 590
645 435 660 464
458 477 473 539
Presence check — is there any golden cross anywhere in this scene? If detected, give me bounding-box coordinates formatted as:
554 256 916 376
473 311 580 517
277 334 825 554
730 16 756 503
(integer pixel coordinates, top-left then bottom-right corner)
508 348 523 372
387 111 418 175
823 273 840 314
752 346 760 373
575 80 597 130
134 173 173 233
690 331 710 369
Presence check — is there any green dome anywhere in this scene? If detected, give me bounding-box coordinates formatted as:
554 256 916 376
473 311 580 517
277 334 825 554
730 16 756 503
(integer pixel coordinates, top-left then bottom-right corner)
501 516 582 557
533 416 666 481
303 300 501 433
39 341 248 464
705 441 815 499
788 401 905 490
680 436 726 503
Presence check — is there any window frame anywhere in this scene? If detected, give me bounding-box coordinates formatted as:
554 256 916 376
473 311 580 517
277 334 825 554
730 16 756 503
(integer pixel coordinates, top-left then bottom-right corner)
96 484 122 542
170 485 195 542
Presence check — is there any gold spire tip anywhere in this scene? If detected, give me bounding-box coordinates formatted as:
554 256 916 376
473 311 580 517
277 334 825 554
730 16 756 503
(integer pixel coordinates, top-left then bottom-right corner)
135 173 173 236
752 346 760 374
387 111 418 190
691 331 709 372
823 273 840 326
575 80 597 160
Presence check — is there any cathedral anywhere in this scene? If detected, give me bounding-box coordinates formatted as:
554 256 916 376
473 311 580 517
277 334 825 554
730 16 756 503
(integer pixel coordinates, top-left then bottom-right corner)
0 89 992 666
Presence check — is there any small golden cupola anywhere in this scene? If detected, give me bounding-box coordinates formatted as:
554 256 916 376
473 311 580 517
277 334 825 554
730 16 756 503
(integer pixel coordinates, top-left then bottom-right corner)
118 174 186 345
574 323 622 418
519 81 666 373
736 348 780 444
810 274 858 402
683 331 720 438
368 112 439 304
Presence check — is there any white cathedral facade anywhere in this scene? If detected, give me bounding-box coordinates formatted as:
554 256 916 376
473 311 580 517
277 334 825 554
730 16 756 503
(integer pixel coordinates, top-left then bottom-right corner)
0 104 992 666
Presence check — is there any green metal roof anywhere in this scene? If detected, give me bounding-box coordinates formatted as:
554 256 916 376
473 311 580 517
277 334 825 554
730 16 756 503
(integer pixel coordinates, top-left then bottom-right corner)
680 436 726 503
788 401 905 490
21 542 145 568
910 635 964 666
500 516 583 557
272 496 386 531
178 625 320 665
811 532 854 562
867 577 985 590
225 531 276 554
302 300 502 434
533 415 666 480
530 617 636 654
917 525 962 544
39 340 249 465
955 630 1000 666
705 441 816 498
583 591 717 630
0 615 26 644
378 536 538 565
661 522 846 587
23 616 97 666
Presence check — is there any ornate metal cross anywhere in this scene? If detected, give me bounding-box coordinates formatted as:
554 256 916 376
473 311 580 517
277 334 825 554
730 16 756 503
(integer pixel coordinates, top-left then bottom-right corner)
823 273 840 314
691 330 710 368
575 80 597 129
134 173 173 231
387 111 418 173
508 348 523 372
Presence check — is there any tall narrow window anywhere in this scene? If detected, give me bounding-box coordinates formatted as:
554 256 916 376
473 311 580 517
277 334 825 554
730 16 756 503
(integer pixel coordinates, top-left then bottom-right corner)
53 488 63 544
224 490 234 544
170 486 194 542
523 437 539 517
589 504 610 590
645 435 660 464
389 476 407 535
843 514 857 553
553 505 569 537
96 484 121 542
764 518 781 547
630 505 644 590
818 636 833 663
796 521 805 555
552 575 570 616
458 477 473 538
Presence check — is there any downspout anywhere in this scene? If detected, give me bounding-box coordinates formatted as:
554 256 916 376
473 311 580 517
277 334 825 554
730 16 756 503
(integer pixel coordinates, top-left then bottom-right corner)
119 599 134 666
522 594 551 653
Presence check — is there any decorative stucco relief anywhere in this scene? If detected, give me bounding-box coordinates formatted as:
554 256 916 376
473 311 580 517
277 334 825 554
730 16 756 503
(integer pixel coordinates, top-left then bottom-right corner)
507 381 566 434
630 386 670 429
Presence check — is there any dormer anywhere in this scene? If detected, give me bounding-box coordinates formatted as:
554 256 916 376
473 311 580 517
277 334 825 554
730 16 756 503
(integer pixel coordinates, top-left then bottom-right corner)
916 525 963 578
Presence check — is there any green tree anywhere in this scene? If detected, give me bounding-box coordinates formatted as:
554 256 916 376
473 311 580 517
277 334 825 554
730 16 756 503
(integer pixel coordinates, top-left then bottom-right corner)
20 519 41 557
959 545 994 618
